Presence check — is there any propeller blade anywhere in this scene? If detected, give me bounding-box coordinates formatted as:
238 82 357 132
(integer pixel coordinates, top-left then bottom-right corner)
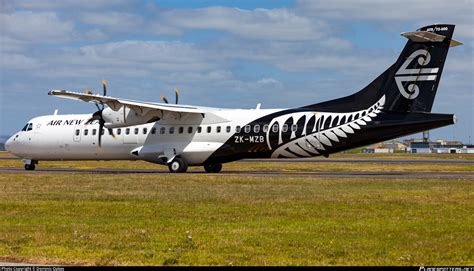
102 79 107 96
98 119 104 147
108 128 115 138
86 110 100 124
161 95 169 104
175 87 179 104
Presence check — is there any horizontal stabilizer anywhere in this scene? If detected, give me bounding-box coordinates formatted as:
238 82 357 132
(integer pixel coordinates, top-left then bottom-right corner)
401 31 446 43
401 30 462 47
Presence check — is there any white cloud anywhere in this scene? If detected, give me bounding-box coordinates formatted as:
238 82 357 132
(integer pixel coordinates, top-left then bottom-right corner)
152 7 329 41
12 0 132 10
1 53 43 69
1 11 74 42
21 40 220 79
296 0 472 22
0 36 28 53
80 11 144 32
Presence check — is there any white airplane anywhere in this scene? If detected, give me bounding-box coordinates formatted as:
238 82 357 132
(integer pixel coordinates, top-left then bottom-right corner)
5 24 462 173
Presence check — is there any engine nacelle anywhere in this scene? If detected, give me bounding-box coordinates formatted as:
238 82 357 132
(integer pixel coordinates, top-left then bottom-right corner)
102 106 159 128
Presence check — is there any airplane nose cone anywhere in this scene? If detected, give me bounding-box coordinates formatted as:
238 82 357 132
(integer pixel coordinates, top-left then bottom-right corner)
4 135 16 153
4 137 12 152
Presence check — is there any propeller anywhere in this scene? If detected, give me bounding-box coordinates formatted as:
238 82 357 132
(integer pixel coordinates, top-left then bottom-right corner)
85 79 114 147
161 87 180 104
160 95 169 104
175 87 179 104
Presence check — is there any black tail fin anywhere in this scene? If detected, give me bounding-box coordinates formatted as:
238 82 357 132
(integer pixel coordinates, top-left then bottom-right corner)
305 24 460 113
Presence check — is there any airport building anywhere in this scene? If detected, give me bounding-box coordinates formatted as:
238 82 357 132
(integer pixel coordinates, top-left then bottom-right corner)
362 138 474 154
362 140 408 153
409 141 474 154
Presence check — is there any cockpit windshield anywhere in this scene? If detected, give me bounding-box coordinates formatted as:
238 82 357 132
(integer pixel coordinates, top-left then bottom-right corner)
21 123 33 131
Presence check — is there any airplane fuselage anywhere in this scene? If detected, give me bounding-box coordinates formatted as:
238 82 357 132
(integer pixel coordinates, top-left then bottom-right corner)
4 24 460 173
6 108 282 166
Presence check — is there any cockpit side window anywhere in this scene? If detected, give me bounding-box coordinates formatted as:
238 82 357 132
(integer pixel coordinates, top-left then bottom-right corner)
22 123 33 131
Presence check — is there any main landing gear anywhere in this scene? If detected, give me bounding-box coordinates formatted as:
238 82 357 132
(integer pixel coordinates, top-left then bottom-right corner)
167 157 223 174
204 163 222 173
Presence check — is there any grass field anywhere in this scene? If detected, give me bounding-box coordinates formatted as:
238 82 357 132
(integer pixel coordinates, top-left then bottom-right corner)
0 156 473 265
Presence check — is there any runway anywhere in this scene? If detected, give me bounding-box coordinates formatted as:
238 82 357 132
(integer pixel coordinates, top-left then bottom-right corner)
1 167 473 179
1 154 474 164
1 153 473 179
243 158 474 164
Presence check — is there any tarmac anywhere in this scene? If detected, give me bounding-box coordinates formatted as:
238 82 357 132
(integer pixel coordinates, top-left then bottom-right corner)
0 166 473 180
1 155 473 179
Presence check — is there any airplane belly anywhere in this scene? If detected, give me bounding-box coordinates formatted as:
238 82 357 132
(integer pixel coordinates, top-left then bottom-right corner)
181 142 224 166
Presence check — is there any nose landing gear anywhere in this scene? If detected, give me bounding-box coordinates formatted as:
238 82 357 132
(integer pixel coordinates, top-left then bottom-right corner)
168 157 188 173
22 159 37 171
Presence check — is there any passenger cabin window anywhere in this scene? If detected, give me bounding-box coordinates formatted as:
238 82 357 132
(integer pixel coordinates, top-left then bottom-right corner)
216 126 221 133
207 126 211 133
75 129 80 136
160 127 165 134
84 129 88 136
282 124 288 133
134 128 139 135
169 127 174 134
117 128 121 135
188 127 193 133
100 129 105 135
143 128 147 135
108 128 113 135
253 125 260 133
197 126 202 133
236 126 241 133
272 123 279 133
179 127 184 134
291 124 298 132
244 125 251 133
151 128 156 134
125 128 130 135
263 124 269 133
93 129 97 135
226 126 231 133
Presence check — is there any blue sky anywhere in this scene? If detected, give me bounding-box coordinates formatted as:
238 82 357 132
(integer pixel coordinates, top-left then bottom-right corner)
1 0 473 142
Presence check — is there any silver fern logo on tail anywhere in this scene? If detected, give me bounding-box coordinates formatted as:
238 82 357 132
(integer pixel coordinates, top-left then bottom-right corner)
266 96 385 158
395 49 438 99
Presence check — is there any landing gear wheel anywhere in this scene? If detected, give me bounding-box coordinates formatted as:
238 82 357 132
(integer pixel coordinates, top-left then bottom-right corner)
24 164 35 170
168 157 188 173
204 163 222 173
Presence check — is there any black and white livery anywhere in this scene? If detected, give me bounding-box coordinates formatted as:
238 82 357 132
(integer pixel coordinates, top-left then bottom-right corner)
5 24 462 173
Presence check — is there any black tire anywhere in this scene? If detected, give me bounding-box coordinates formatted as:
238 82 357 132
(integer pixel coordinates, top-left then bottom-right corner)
24 164 35 171
168 157 188 173
204 163 222 173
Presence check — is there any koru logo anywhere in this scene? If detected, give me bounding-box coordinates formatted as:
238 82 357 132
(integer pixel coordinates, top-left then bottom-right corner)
395 49 439 99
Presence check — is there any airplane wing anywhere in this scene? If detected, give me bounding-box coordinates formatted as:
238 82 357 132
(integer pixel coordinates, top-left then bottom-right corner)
48 89 207 114
47 89 229 127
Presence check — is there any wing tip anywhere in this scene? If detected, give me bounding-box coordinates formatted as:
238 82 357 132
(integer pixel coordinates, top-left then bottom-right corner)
48 89 64 95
